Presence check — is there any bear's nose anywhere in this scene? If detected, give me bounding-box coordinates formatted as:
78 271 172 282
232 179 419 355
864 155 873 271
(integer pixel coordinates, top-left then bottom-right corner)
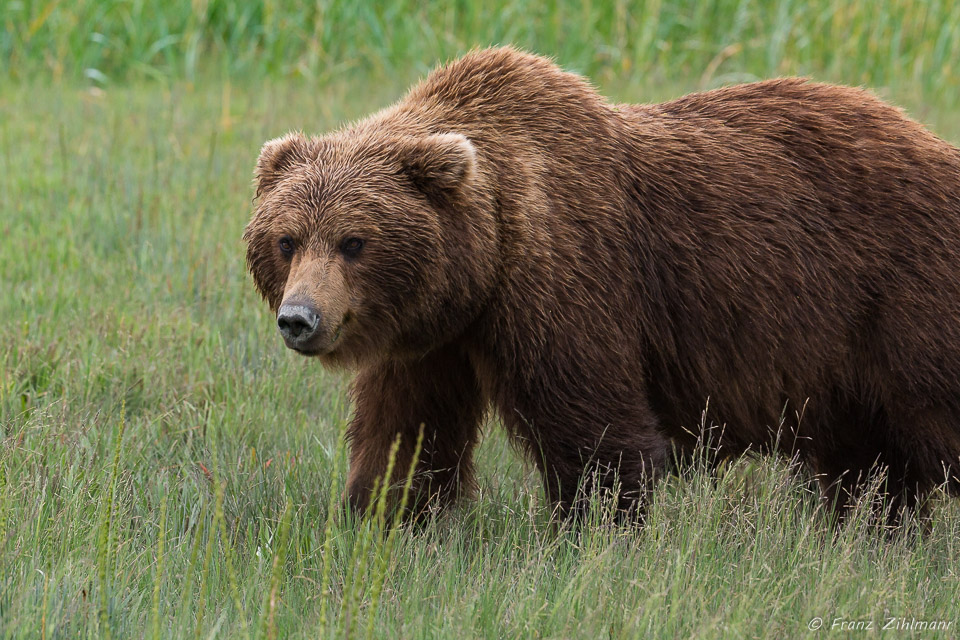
277 303 321 345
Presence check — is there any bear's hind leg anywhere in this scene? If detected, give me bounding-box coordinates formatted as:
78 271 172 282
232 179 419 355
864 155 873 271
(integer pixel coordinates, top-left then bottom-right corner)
879 404 960 526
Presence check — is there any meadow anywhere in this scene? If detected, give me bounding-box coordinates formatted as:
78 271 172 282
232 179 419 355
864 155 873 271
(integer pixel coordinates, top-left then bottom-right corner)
2 1 960 637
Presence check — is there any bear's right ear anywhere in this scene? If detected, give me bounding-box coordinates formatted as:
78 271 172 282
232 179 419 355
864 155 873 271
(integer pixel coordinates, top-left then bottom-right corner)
255 132 309 198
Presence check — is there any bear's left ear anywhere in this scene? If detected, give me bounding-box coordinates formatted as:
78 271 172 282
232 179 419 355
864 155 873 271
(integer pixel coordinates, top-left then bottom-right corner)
398 132 477 199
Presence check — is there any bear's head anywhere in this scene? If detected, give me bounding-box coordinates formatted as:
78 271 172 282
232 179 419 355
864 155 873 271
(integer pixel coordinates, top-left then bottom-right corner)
243 128 499 367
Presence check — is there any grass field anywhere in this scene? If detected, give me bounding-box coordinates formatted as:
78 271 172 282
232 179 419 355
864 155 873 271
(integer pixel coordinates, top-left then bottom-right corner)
3 2 960 638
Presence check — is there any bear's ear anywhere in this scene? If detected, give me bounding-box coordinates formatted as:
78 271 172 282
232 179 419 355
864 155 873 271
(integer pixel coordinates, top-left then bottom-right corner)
255 132 310 198
398 133 477 199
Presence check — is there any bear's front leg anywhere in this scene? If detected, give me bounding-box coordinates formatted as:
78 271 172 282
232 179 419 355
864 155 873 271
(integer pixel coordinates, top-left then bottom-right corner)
345 343 485 518
518 401 671 521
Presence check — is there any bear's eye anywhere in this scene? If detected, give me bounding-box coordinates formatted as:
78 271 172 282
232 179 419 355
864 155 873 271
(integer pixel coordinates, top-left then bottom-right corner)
340 237 364 258
278 236 295 257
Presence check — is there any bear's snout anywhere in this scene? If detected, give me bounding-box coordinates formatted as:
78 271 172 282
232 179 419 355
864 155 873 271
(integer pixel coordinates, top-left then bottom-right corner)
277 302 322 351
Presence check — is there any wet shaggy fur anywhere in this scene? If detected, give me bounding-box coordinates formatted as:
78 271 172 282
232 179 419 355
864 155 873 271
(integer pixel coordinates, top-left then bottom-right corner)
244 47 960 523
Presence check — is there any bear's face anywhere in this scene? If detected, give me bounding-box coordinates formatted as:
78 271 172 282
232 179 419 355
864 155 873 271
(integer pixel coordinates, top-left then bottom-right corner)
244 130 496 367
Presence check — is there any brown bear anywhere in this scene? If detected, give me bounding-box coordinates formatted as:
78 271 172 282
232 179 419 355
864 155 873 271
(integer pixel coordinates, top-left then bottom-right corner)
244 47 960 523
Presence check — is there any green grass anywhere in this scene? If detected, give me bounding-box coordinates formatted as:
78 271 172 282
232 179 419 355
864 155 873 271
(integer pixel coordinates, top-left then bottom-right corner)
5 0 960 104
3 2 960 637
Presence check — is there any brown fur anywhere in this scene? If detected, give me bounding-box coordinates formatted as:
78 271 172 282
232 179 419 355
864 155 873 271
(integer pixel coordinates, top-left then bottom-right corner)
244 47 960 523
